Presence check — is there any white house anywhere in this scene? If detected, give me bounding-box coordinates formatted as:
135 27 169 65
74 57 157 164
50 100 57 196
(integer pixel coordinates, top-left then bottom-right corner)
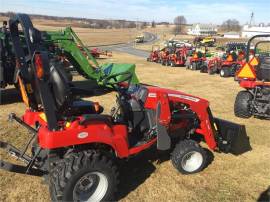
223 32 241 38
187 23 217 36
242 25 270 38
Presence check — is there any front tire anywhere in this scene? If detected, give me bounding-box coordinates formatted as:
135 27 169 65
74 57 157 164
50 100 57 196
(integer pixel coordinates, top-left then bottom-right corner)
171 140 207 174
49 150 119 202
234 91 253 118
190 62 197 70
161 60 166 66
200 65 208 73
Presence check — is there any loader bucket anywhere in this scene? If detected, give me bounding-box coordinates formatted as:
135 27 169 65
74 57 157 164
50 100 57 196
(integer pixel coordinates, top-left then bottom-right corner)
214 118 252 155
100 63 139 85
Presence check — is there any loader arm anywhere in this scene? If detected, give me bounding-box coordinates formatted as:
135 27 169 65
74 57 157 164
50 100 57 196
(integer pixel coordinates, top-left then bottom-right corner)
42 27 139 85
163 91 250 154
43 27 99 79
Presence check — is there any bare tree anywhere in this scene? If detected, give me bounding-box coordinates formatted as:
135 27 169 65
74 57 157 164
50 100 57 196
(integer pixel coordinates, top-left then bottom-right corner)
173 16 186 35
220 19 241 32
151 21 156 28
140 22 148 29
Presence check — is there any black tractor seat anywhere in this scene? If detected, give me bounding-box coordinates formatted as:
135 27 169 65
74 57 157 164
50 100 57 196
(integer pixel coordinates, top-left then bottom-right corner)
49 61 103 117
65 100 103 117
257 56 270 81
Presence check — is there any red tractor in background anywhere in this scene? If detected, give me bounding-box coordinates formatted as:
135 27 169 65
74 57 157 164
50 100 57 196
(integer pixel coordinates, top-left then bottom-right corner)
90 48 112 58
159 47 171 65
147 45 160 63
205 42 246 77
234 34 270 119
186 49 207 70
0 14 251 201
167 46 189 67
205 56 223 74
218 51 245 78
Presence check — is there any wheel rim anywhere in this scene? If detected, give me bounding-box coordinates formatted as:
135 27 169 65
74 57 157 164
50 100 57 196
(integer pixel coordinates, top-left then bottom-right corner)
181 151 203 173
73 172 108 202
220 69 224 76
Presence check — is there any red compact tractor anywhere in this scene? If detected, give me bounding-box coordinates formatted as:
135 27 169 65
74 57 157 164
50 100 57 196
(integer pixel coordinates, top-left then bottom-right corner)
205 57 223 74
218 52 244 78
90 48 112 58
234 34 270 119
167 47 189 67
217 43 246 77
147 45 160 63
206 43 246 77
159 47 171 65
1 14 250 201
186 49 207 70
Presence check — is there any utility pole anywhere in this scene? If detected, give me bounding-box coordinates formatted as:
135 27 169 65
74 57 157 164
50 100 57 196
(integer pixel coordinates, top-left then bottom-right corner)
249 12 254 27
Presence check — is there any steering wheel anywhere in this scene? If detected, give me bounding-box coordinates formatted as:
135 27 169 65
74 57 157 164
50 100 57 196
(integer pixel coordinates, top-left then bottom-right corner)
102 71 133 91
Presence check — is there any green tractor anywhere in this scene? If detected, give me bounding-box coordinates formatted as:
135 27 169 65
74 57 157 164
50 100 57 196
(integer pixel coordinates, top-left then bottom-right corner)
0 14 139 101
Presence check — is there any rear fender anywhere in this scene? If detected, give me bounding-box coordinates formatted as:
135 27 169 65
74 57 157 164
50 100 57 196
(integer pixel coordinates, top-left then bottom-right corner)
38 123 130 158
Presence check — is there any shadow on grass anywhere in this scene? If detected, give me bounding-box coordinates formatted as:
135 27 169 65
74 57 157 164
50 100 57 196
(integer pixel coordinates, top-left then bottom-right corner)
0 88 22 104
116 144 215 200
117 147 170 200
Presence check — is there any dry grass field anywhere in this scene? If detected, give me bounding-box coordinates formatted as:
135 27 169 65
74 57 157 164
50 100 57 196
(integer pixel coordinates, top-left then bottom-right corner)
1 51 270 202
0 16 138 46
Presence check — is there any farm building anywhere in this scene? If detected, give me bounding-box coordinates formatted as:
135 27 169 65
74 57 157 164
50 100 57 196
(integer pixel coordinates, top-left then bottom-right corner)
187 23 217 36
242 24 270 38
223 32 240 38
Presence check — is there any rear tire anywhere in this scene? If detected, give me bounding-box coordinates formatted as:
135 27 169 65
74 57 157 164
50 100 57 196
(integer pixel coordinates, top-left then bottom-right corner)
161 60 166 66
220 67 231 77
49 150 119 202
234 91 253 118
208 67 215 75
171 140 207 174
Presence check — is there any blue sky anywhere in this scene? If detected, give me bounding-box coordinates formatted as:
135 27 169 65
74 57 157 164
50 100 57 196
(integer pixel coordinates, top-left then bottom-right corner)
0 0 269 24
